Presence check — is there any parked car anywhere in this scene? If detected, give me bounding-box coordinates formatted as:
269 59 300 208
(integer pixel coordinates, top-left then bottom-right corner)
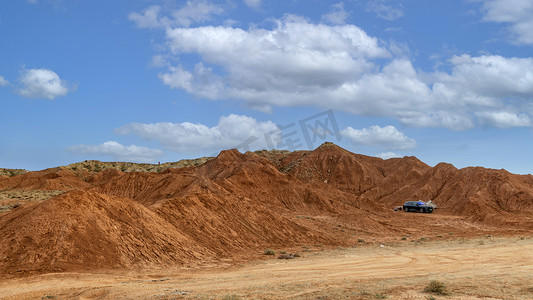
403 201 434 213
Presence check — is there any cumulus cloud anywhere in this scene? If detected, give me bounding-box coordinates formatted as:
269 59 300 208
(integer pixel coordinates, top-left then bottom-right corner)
244 0 261 9
476 111 531 128
129 5 163 29
173 0 224 27
17 68 74 99
132 7 533 130
0 76 8 87
478 0 533 44
158 16 390 110
341 125 417 150
321 2 349 25
66 141 164 162
115 114 280 153
376 152 401 159
158 63 223 99
441 55 533 100
366 0 404 21
129 1 224 29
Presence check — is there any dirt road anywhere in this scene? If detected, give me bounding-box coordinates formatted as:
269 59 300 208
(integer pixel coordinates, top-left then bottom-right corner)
1 237 532 299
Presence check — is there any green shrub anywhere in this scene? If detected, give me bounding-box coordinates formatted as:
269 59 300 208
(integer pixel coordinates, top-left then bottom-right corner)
264 249 275 256
424 280 449 295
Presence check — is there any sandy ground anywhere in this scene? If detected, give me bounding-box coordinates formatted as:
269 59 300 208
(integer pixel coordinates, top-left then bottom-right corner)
1 236 532 300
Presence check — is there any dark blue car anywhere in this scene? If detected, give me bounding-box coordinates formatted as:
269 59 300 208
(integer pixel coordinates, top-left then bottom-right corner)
403 201 434 213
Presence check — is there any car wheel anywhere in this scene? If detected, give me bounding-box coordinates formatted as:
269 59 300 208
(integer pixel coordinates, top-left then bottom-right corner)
419 208 424 213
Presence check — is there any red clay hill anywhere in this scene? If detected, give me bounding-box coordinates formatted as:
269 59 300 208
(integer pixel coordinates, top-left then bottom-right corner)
1 143 532 276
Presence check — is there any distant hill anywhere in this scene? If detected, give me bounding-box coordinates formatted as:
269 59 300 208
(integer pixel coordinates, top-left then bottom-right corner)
1 143 532 276
0 168 28 178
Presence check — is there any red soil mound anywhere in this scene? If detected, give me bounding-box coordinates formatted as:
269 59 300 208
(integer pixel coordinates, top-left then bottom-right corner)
0 168 89 191
1 143 533 276
0 190 207 275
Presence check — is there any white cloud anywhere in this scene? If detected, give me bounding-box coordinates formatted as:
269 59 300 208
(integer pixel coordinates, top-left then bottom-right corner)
151 54 170 68
376 152 401 159
244 0 261 9
341 125 417 150
476 111 531 128
129 5 163 29
366 0 404 21
443 55 533 98
115 114 280 153
134 9 533 130
321 2 349 25
66 141 164 162
158 63 223 99
129 1 224 29
0 76 8 87
17 68 74 99
479 0 533 44
159 16 390 111
173 0 224 27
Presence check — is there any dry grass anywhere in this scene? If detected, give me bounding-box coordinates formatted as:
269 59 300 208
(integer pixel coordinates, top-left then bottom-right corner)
63 158 213 174
0 168 28 178
0 190 65 214
423 280 449 295
264 249 275 256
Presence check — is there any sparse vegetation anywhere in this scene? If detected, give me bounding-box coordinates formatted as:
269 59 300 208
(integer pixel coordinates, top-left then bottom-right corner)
0 190 64 202
64 157 213 174
0 190 65 214
358 239 365 243
423 280 449 295
264 249 275 256
222 294 241 300
0 168 28 178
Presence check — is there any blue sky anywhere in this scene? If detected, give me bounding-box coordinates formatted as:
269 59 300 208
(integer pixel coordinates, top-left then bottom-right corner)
1 0 533 174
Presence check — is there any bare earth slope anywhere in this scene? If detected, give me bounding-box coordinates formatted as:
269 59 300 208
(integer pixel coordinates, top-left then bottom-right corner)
0 190 208 276
0 143 532 277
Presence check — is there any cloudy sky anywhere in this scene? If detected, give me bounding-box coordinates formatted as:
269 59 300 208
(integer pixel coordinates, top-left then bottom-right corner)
1 0 533 174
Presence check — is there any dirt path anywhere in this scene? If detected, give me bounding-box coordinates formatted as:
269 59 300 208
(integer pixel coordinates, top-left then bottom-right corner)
1 237 532 299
